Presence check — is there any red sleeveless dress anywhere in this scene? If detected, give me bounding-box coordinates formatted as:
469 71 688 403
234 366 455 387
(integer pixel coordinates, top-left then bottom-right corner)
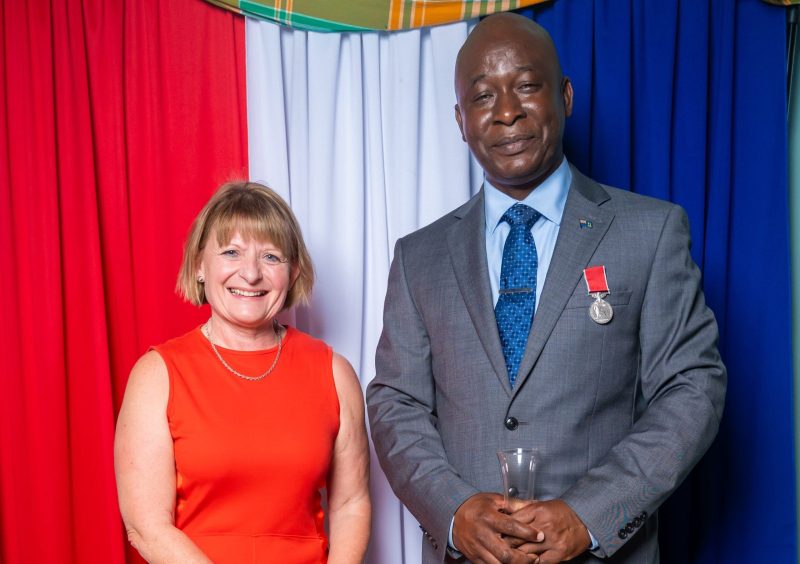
153 326 340 563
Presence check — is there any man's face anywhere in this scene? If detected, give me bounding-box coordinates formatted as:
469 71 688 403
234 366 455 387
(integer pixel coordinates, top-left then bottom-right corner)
454 26 573 198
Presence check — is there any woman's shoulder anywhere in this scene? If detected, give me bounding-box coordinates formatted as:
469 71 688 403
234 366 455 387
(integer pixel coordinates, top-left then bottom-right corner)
283 328 355 379
283 325 331 353
150 326 205 356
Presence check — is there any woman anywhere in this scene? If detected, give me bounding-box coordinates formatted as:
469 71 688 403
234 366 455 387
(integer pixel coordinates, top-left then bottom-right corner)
115 182 371 563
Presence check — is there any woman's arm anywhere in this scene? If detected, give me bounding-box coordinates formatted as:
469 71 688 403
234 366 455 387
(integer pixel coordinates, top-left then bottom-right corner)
114 351 211 563
326 353 372 563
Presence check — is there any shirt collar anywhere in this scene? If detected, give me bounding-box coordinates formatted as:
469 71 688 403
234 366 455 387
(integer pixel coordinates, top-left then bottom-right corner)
484 157 571 233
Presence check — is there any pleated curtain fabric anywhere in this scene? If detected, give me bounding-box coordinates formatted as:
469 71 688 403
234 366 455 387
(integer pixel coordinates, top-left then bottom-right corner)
244 21 479 561
0 1 247 562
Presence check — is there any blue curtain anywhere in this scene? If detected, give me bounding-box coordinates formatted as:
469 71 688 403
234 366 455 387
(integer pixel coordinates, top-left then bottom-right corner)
516 1 795 562
791 7 800 564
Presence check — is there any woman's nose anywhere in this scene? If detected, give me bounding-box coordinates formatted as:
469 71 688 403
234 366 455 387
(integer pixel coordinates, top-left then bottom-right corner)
238 255 263 283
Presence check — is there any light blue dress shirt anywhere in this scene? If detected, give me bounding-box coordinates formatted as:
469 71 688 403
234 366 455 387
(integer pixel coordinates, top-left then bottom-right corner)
484 157 571 309
448 158 599 554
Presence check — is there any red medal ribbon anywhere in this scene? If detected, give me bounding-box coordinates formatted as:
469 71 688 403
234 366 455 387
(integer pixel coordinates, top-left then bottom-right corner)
583 265 610 294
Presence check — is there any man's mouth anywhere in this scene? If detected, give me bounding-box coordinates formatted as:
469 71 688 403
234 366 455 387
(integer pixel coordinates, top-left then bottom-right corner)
228 288 267 297
494 134 534 154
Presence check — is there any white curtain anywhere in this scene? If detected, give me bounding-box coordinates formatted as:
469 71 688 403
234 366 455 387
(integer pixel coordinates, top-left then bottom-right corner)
246 17 481 563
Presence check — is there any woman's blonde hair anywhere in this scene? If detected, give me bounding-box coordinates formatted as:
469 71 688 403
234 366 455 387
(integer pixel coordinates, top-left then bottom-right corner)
176 181 314 309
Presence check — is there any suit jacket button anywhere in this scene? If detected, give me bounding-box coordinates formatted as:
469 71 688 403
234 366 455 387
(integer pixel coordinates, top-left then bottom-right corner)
625 523 635 534
618 529 628 540
641 511 648 519
505 417 519 430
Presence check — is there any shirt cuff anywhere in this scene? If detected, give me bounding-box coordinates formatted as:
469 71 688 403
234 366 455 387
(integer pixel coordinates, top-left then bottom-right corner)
588 528 599 550
448 516 463 558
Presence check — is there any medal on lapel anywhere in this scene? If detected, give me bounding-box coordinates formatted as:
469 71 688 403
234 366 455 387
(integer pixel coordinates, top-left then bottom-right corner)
583 266 613 325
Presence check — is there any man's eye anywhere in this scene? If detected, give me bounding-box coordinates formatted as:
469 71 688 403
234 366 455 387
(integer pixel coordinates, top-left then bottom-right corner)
474 92 492 103
519 82 541 92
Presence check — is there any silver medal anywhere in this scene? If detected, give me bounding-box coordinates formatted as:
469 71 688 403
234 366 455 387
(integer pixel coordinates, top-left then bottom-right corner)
589 293 613 324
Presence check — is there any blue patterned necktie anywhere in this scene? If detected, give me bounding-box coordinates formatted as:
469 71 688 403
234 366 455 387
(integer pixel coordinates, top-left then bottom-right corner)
495 203 540 387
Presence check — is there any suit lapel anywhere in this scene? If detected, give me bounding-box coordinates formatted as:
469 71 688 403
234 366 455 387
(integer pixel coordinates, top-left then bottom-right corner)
512 168 615 395
447 190 512 397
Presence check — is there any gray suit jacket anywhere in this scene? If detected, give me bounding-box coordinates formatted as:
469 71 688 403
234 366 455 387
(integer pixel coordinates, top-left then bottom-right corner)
366 167 726 563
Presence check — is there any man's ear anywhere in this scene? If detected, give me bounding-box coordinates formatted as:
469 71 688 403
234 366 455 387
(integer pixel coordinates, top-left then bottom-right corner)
562 77 574 118
454 104 467 142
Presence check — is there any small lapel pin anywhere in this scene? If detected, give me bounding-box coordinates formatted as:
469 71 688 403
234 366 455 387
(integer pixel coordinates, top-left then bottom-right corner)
579 218 594 229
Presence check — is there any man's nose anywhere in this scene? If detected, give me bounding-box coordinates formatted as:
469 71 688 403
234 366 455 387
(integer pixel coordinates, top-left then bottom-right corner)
494 90 525 125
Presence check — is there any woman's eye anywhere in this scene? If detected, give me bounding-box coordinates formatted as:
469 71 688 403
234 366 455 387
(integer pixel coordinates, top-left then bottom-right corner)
221 249 239 257
264 253 284 265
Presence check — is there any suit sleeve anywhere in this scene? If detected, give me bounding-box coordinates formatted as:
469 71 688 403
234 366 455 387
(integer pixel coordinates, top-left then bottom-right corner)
561 205 727 557
366 238 479 559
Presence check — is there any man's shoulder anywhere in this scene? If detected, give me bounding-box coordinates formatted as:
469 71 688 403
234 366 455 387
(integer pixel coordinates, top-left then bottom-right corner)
600 183 677 213
578 176 680 230
570 166 674 211
570 169 687 238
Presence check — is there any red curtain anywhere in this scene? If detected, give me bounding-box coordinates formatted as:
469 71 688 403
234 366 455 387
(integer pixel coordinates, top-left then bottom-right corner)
0 1 247 562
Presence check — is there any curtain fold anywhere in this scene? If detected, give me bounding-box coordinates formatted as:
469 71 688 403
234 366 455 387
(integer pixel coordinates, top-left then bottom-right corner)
0 1 247 562
789 7 800 564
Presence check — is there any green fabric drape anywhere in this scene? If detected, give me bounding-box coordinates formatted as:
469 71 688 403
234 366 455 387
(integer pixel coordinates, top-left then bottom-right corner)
205 0 549 31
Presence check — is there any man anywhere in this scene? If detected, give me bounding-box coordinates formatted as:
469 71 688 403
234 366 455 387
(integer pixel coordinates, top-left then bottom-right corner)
367 12 725 564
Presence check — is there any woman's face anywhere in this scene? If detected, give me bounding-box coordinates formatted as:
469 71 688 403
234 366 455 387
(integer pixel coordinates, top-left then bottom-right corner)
197 230 297 331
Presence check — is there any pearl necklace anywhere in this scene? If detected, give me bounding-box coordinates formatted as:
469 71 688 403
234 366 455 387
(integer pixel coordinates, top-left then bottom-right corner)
202 319 283 381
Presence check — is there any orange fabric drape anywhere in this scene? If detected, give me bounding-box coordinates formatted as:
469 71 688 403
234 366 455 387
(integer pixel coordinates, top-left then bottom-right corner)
0 1 247 562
